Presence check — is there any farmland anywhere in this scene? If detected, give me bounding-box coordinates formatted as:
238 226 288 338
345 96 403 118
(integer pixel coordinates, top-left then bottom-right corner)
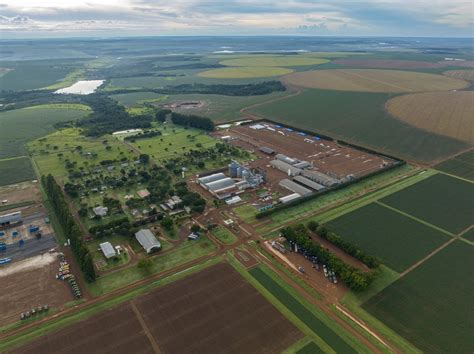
109 91 165 107
386 91 474 143
219 56 329 67
211 226 237 245
0 106 90 159
443 70 474 80
332 59 446 69
380 174 474 234
282 69 468 93
363 241 474 354
250 88 469 163
435 150 474 180
198 66 294 79
325 203 450 272
0 157 35 187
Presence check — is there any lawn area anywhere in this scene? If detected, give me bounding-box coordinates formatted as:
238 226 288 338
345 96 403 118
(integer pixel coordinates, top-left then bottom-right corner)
249 266 357 354
0 157 36 186
435 150 474 181
325 203 450 272
211 226 237 245
250 88 469 163
363 241 474 354
380 173 474 234
234 204 258 224
0 106 90 159
88 236 217 296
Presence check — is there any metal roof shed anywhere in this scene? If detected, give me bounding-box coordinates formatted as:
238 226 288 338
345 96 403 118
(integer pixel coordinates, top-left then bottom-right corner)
206 177 235 191
198 173 226 185
279 179 312 196
135 229 162 254
99 242 117 259
293 175 326 191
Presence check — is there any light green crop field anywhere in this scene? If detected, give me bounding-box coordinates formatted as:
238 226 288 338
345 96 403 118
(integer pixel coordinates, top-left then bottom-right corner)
0 106 90 159
325 203 450 272
28 128 136 181
363 241 474 354
250 88 470 163
219 56 329 67
212 226 237 245
198 66 293 79
0 157 36 186
110 92 166 107
381 174 474 234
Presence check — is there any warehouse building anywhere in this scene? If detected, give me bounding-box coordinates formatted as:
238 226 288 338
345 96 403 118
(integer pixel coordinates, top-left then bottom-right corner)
270 160 302 176
259 146 275 155
0 211 22 227
293 161 311 169
99 242 117 259
198 173 227 185
275 154 297 165
279 179 312 196
135 229 162 254
206 177 235 191
279 193 301 204
293 176 326 191
301 170 340 187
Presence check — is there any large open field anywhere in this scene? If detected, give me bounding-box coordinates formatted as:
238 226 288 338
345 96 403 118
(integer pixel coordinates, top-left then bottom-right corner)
386 91 474 143
380 174 474 234
250 89 470 163
332 59 446 69
443 70 474 81
435 150 474 181
219 56 329 67
109 91 165 107
198 66 293 79
282 69 468 93
325 203 450 272
363 241 474 354
0 106 90 159
0 157 35 186
13 263 303 354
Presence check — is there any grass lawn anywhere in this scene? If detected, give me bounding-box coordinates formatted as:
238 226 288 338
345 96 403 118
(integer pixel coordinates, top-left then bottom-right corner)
250 88 469 163
435 150 474 181
381 173 474 234
211 226 237 245
363 241 474 354
0 157 36 186
234 204 258 224
0 107 89 159
88 236 217 296
325 203 450 272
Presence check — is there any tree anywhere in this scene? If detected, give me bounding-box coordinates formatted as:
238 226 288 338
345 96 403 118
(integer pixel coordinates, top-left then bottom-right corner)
137 257 153 274
139 154 150 164
307 220 319 232
191 224 201 233
161 217 174 230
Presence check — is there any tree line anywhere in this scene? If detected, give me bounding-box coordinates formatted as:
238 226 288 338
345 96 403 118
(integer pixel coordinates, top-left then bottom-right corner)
170 112 214 131
281 224 376 292
42 174 96 282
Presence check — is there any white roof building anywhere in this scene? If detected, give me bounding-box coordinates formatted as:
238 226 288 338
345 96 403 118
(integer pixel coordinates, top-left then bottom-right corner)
93 206 108 217
99 242 117 259
135 229 162 254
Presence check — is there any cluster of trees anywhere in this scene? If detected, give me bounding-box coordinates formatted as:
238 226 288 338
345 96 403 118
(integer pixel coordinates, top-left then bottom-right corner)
170 112 214 131
281 224 376 292
42 175 96 282
124 131 161 141
174 181 206 213
155 109 171 123
89 217 133 238
307 221 381 269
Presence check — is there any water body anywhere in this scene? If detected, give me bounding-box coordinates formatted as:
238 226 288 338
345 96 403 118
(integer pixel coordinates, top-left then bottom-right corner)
55 80 104 95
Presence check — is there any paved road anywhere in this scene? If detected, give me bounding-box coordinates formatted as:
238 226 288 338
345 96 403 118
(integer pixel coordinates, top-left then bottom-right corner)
0 234 57 261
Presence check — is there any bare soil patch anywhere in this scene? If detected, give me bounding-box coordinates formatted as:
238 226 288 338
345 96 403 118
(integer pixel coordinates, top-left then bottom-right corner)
333 59 445 69
443 70 474 81
283 69 469 93
234 249 259 269
386 91 474 143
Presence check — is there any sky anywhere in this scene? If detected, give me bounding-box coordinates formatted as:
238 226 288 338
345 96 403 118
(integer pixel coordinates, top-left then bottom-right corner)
0 0 473 38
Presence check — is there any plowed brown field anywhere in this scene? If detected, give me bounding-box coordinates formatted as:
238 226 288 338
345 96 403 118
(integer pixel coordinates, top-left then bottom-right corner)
443 70 474 81
333 59 445 69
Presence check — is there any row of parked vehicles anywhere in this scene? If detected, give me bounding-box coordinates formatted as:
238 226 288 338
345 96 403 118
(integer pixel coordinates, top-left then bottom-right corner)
56 253 82 298
20 305 49 320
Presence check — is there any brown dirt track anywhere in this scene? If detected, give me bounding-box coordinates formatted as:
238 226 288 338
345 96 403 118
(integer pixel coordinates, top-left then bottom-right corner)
443 70 474 81
282 69 469 93
386 91 474 144
333 59 446 69
11 263 302 354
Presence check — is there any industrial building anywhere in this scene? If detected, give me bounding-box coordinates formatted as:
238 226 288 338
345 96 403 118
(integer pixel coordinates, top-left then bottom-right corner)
135 229 162 254
259 146 275 155
279 179 312 196
270 160 302 176
99 242 117 259
301 170 340 187
275 154 297 165
198 173 227 185
293 175 326 191
0 211 22 227
279 193 301 204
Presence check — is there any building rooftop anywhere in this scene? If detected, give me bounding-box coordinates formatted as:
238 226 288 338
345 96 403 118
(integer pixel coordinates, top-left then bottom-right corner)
99 242 116 259
135 229 161 254
93 206 108 217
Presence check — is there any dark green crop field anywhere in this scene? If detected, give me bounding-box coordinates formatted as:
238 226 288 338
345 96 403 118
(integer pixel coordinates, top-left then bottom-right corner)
460 228 474 242
0 157 35 186
249 267 356 354
296 342 325 354
435 150 474 181
381 174 474 234
363 241 474 354
250 88 469 163
325 203 450 272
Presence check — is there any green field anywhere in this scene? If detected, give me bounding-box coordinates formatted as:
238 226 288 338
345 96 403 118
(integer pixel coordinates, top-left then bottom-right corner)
250 89 469 163
381 174 474 234
363 241 474 353
211 226 237 245
249 266 357 353
0 157 36 186
296 342 325 354
325 203 450 272
219 56 329 67
110 92 166 107
461 228 474 242
0 106 89 159
435 150 474 181
198 66 293 79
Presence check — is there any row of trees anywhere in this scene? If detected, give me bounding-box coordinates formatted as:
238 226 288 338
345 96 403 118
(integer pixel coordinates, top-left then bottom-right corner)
124 130 162 141
42 175 96 282
170 112 214 131
307 221 381 269
281 224 376 292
